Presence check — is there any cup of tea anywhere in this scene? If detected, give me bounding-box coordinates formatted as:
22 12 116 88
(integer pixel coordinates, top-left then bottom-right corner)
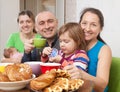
33 38 46 49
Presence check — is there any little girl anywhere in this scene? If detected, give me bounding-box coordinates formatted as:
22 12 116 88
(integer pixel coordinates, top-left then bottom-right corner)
41 22 89 71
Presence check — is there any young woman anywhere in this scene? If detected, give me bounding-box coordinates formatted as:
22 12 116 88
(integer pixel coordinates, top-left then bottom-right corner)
2 10 41 63
6 10 41 52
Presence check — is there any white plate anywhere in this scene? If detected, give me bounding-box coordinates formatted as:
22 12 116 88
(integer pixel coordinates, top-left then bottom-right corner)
0 74 35 91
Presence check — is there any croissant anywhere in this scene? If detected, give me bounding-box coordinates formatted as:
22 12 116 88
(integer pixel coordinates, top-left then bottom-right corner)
30 69 56 91
30 69 84 92
4 63 32 81
0 72 10 82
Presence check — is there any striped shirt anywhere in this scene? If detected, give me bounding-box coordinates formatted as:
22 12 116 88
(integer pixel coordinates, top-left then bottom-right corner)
60 50 89 71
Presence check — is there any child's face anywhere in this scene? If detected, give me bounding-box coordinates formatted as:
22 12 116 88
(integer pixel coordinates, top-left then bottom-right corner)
59 31 77 56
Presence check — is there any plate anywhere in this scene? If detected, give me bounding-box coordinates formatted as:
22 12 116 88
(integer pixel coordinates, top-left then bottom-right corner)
0 74 36 91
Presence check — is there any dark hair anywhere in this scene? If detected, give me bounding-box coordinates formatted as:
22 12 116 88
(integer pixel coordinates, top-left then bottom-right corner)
58 22 87 51
17 10 36 33
79 7 106 44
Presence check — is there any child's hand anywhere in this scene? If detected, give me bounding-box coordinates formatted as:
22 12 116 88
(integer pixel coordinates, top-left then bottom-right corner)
49 55 62 63
42 47 52 57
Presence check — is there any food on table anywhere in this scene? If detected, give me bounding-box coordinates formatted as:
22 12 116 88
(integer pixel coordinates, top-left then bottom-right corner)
0 72 10 82
0 63 33 82
43 77 69 92
30 69 56 90
30 69 84 92
68 78 84 91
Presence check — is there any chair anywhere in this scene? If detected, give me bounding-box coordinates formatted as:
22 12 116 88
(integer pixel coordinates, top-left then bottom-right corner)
108 57 120 92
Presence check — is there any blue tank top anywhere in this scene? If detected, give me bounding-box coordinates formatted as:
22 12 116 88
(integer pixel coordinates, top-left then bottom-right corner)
87 40 108 92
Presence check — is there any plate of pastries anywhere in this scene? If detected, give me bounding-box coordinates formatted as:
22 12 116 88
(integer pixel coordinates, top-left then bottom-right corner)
0 63 35 91
30 69 84 92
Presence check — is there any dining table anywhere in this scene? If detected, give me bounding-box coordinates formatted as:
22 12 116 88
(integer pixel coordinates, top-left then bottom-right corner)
0 79 94 92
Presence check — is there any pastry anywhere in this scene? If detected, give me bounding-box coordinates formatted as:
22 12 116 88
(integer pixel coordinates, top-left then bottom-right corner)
0 72 10 82
68 79 84 91
4 63 32 81
30 69 56 91
43 77 69 92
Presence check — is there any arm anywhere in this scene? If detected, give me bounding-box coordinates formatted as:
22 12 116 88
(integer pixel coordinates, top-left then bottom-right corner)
80 45 112 92
1 58 21 63
21 52 32 63
21 39 36 63
21 48 38 63
64 45 112 92
61 50 89 70
73 50 89 71
41 47 52 62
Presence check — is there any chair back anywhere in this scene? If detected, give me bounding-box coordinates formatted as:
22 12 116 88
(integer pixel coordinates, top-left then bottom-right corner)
108 57 120 92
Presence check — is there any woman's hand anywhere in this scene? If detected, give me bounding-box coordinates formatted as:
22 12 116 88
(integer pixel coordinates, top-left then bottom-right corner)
24 39 34 54
63 64 82 79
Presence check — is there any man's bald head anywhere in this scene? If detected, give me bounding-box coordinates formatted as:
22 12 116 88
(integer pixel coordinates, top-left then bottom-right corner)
35 11 57 23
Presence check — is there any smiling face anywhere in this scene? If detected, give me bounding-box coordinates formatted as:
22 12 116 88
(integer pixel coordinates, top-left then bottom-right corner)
35 11 58 39
18 15 35 34
80 12 102 42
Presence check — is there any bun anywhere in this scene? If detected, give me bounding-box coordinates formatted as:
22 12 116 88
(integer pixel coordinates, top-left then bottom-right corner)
30 69 56 91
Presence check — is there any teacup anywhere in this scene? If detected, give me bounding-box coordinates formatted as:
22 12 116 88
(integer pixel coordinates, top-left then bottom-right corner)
33 38 46 49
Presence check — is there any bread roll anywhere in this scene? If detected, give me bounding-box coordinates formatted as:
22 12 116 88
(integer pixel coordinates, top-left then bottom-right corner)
4 63 32 81
30 69 56 91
